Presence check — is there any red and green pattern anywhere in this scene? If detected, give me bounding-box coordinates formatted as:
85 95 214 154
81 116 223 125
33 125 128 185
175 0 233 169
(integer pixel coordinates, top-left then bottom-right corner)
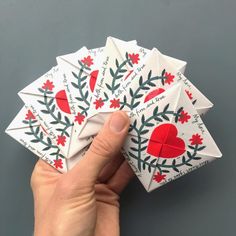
37 81 73 147
71 56 94 118
126 104 203 178
23 110 65 170
105 52 140 94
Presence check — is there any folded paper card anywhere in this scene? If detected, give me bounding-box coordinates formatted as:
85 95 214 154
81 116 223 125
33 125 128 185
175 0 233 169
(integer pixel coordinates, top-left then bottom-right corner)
18 66 92 158
122 84 221 191
5 36 222 192
5 106 89 172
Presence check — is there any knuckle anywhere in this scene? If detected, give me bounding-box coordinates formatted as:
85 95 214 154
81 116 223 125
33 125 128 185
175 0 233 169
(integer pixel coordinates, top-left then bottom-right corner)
89 135 114 158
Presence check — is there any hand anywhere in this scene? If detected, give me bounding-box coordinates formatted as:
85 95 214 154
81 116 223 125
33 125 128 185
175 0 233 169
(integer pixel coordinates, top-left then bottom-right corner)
31 111 134 236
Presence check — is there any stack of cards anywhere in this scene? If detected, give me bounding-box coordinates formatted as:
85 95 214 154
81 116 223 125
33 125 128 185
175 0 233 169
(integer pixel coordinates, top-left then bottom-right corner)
6 37 222 192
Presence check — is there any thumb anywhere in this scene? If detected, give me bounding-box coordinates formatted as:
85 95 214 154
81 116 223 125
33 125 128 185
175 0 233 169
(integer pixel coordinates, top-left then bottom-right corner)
68 110 130 186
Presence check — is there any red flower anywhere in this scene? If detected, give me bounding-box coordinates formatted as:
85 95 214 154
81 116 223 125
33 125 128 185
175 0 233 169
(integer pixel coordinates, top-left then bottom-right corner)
178 111 191 124
93 98 104 109
57 135 66 146
42 80 54 91
54 159 63 169
128 53 140 64
185 90 193 100
189 134 203 145
153 172 166 183
164 72 175 85
81 55 93 67
75 112 85 125
25 110 36 120
110 98 120 108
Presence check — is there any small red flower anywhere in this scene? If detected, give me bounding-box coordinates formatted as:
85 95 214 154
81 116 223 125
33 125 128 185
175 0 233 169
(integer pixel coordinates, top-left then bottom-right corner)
153 172 166 183
54 159 63 169
189 134 203 145
81 55 93 67
75 112 85 125
57 135 66 146
185 90 193 100
110 98 120 108
178 111 191 124
25 110 36 120
94 98 104 109
128 53 140 64
164 72 175 85
42 80 54 91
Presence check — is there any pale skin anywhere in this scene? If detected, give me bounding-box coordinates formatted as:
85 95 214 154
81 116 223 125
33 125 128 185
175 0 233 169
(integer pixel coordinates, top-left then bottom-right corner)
31 111 134 236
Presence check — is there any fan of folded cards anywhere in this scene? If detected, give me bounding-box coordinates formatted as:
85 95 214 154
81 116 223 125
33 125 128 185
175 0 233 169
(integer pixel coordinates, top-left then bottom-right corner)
6 37 222 192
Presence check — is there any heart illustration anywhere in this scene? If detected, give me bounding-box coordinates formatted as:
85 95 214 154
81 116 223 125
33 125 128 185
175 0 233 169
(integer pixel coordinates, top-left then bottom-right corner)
89 70 99 92
147 123 185 158
55 90 71 114
144 88 165 103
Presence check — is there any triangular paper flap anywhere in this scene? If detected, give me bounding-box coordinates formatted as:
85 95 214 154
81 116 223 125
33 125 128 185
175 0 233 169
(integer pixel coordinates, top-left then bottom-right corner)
107 37 141 70
173 86 222 158
87 41 137 76
153 48 213 114
5 106 68 173
79 112 111 139
56 46 88 69
67 127 93 158
5 107 39 131
19 66 65 99
57 46 95 78
164 55 187 74
147 152 217 192
127 84 222 158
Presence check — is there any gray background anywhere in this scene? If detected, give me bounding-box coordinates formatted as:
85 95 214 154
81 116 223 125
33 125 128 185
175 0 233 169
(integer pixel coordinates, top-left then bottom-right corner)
0 0 235 235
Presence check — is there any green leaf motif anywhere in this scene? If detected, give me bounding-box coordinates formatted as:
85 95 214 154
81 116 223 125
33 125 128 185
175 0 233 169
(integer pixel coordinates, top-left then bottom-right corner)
105 83 112 91
71 82 79 89
115 59 119 68
139 76 143 86
110 68 115 77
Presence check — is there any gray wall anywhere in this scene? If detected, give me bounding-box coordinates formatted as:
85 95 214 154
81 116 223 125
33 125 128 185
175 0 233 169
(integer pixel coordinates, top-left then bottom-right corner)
0 0 235 235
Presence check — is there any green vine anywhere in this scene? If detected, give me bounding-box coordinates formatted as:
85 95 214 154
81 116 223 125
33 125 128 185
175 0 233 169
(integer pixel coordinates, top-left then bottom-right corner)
37 88 73 137
120 69 167 110
105 52 133 94
71 62 91 116
23 118 64 160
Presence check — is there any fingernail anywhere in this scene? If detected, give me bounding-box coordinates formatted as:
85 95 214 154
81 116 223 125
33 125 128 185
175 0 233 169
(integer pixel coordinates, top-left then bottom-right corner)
109 111 128 133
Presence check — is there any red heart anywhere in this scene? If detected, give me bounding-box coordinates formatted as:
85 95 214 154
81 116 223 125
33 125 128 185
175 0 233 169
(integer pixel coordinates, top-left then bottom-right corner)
147 124 185 158
89 70 99 92
55 90 71 114
144 88 165 103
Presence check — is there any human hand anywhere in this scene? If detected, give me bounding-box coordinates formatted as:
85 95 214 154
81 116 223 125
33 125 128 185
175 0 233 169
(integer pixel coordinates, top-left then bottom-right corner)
31 111 134 236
